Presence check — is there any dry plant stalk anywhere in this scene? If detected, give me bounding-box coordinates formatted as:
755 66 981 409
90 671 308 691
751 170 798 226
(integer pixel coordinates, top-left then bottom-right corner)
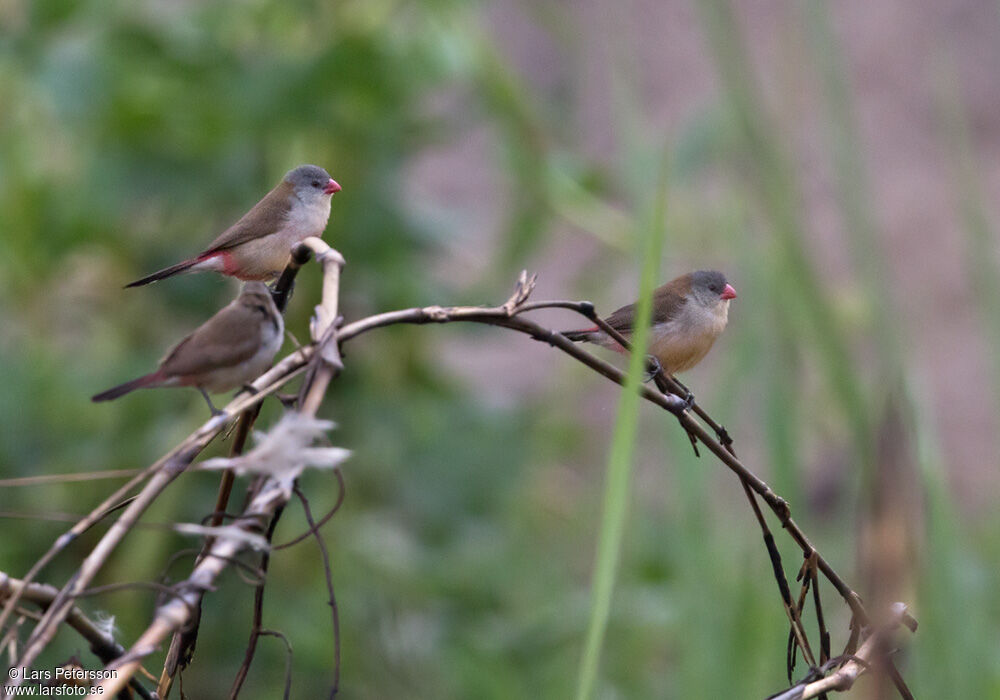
769 603 918 700
0 240 915 699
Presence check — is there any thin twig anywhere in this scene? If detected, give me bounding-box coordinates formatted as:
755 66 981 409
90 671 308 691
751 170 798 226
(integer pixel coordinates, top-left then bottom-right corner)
789 558 818 675
272 470 345 550
293 485 340 698
228 505 285 699
809 556 832 700
156 549 264 589
0 470 141 488
259 630 294 700
771 603 917 700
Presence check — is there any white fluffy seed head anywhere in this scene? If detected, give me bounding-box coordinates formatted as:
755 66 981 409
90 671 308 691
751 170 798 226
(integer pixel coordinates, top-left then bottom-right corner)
201 413 350 482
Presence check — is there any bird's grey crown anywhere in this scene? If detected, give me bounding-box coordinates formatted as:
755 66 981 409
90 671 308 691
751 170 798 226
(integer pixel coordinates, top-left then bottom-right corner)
284 164 332 188
690 270 727 295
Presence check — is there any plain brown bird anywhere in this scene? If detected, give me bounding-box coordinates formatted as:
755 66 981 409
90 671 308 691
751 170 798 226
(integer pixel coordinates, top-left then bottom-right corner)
92 282 284 414
562 270 737 376
126 165 341 287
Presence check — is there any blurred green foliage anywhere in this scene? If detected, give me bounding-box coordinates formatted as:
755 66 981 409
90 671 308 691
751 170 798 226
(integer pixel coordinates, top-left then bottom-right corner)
1 0 998 698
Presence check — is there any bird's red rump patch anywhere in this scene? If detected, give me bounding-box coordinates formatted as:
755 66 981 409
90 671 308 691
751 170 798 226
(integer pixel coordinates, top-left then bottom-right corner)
195 251 239 276
220 252 239 276
198 251 236 275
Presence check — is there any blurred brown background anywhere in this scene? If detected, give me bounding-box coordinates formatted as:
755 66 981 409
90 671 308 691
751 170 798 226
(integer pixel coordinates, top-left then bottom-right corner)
413 0 1000 506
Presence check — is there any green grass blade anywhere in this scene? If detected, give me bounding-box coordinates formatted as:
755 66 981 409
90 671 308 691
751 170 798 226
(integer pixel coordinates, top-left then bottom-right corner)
575 167 667 700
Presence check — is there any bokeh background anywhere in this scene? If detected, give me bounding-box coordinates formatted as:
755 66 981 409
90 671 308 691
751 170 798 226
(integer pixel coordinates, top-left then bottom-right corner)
2 0 1000 697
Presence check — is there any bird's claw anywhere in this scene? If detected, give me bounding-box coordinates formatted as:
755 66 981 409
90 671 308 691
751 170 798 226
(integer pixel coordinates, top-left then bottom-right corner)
643 355 662 383
676 391 699 457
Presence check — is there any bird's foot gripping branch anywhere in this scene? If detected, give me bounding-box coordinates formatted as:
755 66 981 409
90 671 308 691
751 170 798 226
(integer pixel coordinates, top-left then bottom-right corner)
0 246 914 699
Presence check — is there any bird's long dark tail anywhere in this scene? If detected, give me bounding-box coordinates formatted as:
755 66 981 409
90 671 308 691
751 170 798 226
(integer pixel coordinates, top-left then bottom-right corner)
91 372 161 402
124 258 201 288
561 327 599 341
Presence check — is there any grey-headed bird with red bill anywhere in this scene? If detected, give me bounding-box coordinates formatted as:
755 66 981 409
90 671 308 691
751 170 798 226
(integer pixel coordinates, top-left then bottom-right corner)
562 270 736 377
92 282 284 414
126 165 341 287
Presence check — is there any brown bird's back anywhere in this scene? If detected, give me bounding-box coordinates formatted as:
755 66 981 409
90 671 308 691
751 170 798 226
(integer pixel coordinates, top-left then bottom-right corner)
603 274 693 333
160 303 272 377
202 180 295 254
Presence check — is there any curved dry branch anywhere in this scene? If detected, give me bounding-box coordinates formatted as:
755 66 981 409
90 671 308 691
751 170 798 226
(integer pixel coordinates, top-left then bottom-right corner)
1 251 911 699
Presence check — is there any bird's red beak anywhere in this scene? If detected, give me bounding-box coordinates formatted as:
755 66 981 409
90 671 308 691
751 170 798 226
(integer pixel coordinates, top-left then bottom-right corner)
721 284 737 300
324 179 342 195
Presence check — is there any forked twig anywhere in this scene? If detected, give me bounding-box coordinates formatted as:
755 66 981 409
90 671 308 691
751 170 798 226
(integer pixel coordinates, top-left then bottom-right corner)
227 504 285 699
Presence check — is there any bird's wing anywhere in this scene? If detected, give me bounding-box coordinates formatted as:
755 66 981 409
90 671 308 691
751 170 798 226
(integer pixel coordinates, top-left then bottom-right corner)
160 305 263 377
201 181 295 254
601 301 638 334
651 279 690 324
603 278 690 334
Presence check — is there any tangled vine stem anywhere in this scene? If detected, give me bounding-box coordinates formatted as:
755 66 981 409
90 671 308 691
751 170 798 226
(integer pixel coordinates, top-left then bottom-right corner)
0 244 915 699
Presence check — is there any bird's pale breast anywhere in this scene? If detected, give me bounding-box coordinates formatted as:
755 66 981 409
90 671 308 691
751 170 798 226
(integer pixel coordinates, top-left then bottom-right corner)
647 298 729 373
228 197 332 279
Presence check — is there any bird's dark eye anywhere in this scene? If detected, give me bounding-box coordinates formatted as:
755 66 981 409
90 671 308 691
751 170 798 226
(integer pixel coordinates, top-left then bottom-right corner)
710 284 720 292
312 180 321 187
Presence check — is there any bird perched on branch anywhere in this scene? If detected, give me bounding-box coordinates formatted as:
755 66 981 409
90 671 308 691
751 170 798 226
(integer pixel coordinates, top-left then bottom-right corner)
92 282 284 414
562 270 737 376
126 165 341 287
